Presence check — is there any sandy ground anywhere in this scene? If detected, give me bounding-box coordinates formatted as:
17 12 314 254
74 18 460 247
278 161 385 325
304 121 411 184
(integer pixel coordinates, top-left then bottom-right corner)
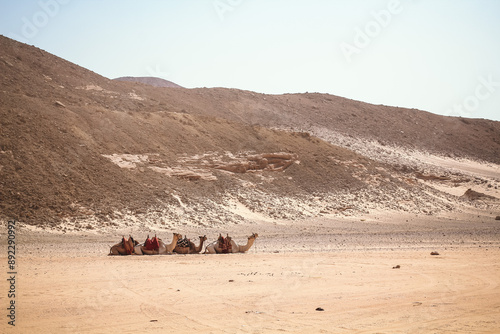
1 210 500 334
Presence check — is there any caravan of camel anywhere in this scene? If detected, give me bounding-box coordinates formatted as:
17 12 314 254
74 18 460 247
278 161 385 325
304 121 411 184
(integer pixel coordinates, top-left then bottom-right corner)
109 233 258 256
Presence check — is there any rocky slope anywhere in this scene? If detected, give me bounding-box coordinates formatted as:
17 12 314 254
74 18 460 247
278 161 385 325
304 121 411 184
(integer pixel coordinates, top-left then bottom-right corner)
114 76 183 88
0 35 498 229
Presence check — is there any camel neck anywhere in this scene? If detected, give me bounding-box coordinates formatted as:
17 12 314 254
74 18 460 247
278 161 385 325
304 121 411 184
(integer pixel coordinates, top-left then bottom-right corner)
194 238 205 253
241 237 255 252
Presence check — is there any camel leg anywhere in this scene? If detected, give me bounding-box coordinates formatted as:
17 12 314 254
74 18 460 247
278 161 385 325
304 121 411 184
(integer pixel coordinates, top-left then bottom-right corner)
205 243 216 254
142 248 158 255
109 245 128 255
134 244 143 255
109 246 119 255
117 246 128 255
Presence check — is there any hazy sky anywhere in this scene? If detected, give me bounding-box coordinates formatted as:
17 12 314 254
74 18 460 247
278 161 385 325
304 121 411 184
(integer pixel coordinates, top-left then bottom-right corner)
1 0 499 121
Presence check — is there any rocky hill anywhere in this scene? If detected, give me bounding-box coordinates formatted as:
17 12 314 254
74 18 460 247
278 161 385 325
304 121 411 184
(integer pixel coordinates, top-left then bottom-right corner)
0 35 498 229
114 76 182 88
124 87 500 165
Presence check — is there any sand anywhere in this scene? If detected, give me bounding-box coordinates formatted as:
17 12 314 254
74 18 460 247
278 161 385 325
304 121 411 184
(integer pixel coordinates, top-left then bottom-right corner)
2 212 500 334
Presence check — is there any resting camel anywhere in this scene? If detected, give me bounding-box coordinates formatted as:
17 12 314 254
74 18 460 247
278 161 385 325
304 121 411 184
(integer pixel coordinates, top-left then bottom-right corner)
204 234 232 254
109 236 138 255
230 233 259 253
173 235 207 254
134 233 182 255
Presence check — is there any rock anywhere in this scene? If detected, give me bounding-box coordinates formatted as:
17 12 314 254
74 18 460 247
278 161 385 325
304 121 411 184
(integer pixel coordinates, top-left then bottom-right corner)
214 152 298 173
392 265 400 269
462 188 495 200
315 307 324 311
2 58 13 67
430 251 439 256
54 100 66 108
495 216 500 220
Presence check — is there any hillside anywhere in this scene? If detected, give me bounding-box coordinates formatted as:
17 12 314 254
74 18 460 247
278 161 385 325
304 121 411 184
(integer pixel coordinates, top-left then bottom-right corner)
0 35 498 228
114 76 183 88
114 86 500 165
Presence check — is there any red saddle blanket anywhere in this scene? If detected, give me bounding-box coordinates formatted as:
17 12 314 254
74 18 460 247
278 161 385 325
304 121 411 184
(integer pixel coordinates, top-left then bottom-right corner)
144 235 160 251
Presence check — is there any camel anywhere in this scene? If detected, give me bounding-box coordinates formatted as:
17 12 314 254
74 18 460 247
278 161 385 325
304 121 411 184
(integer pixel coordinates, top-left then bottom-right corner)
204 234 232 254
229 233 259 253
173 235 207 254
109 236 138 255
134 233 182 255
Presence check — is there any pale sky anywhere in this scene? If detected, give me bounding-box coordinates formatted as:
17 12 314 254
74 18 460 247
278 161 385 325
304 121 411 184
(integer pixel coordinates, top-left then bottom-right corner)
1 0 499 121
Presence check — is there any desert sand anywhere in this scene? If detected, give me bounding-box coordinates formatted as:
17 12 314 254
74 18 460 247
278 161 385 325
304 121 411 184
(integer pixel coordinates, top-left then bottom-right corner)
2 210 500 334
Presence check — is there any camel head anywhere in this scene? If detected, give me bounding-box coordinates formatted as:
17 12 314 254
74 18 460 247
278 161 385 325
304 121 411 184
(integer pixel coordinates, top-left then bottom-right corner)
249 233 258 240
173 233 182 240
199 235 207 242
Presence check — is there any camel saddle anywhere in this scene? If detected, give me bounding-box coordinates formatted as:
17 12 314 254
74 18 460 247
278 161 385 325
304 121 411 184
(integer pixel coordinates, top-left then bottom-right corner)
177 236 190 248
218 236 232 253
144 234 160 251
123 236 134 255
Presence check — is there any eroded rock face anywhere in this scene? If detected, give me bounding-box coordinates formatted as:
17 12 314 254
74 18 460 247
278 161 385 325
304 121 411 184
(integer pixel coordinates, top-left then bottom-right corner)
101 152 299 182
214 153 298 173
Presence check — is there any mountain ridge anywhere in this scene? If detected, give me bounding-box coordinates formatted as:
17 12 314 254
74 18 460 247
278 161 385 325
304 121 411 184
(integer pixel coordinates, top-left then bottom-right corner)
114 76 183 88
